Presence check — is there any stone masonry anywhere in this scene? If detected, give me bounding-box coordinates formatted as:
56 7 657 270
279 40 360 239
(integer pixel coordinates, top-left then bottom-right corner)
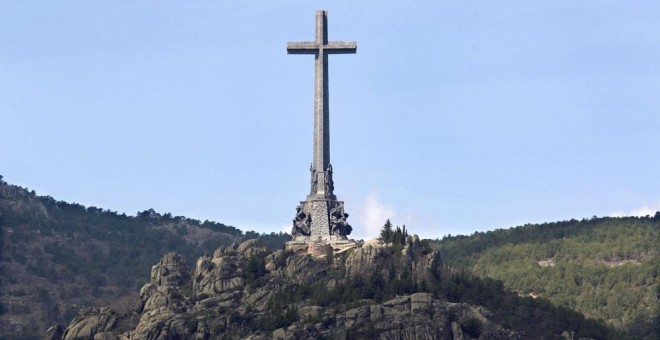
287 10 356 243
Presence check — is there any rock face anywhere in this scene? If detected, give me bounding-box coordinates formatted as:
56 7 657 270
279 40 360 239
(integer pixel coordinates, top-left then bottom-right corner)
345 237 443 285
149 252 191 288
44 325 64 340
267 293 514 340
61 307 118 340
56 237 519 340
345 243 393 278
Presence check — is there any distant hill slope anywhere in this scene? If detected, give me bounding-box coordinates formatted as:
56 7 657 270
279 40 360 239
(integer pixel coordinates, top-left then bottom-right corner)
435 216 660 338
0 177 290 338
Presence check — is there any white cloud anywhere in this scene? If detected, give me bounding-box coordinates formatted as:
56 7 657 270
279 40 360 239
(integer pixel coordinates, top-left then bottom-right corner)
610 203 660 218
609 211 625 218
353 192 396 241
630 204 660 217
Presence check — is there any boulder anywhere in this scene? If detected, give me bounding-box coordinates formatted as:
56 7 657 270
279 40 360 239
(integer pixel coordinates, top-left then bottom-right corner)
44 325 63 340
237 239 267 258
93 332 118 340
194 253 245 296
451 321 464 340
150 253 191 288
272 328 286 339
345 244 392 279
197 291 241 308
265 250 284 272
410 292 433 314
62 307 118 340
143 286 184 311
285 254 314 279
129 307 192 340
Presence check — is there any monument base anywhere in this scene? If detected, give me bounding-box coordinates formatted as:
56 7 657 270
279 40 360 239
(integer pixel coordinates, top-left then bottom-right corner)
285 238 357 257
292 195 352 241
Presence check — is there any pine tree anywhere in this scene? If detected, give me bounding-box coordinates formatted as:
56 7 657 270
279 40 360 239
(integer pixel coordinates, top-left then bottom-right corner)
392 226 404 245
379 219 393 243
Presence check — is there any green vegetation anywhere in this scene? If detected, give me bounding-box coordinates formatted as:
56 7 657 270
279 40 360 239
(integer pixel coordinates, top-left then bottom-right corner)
0 178 290 338
436 216 660 338
438 268 619 339
248 227 622 339
2 172 652 339
378 218 408 246
257 292 299 331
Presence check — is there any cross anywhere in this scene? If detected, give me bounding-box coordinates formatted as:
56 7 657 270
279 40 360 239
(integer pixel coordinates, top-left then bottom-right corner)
287 10 357 190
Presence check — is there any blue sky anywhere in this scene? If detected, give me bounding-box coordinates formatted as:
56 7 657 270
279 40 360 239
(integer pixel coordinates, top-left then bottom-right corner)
1 1 659 240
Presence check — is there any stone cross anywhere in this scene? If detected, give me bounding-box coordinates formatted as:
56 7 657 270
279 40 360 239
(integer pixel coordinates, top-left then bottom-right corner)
287 10 356 243
287 10 357 197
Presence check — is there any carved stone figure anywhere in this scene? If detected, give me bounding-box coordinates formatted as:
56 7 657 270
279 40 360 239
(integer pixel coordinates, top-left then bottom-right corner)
325 164 334 195
292 206 311 236
310 164 318 195
329 202 352 236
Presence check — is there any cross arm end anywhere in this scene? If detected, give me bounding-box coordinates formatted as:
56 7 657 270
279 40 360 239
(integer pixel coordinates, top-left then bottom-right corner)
325 41 357 54
287 42 319 54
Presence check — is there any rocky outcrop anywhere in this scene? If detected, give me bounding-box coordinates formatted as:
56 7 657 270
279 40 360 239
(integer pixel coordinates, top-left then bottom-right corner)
337 293 449 339
57 237 525 340
264 250 285 273
44 325 64 340
138 252 191 317
267 293 518 340
345 242 393 278
129 307 191 340
142 285 185 311
345 237 442 286
61 307 118 340
194 254 244 295
237 239 267 258
149 252 191 288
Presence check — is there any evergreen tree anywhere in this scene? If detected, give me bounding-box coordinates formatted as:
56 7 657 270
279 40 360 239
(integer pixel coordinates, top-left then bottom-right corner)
379 219 393 243
392 226 403 245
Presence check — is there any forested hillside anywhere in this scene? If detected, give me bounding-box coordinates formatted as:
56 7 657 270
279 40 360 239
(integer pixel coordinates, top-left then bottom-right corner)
56 234 622 339
1 172 655 339
436 216 660 338
0 176 290 338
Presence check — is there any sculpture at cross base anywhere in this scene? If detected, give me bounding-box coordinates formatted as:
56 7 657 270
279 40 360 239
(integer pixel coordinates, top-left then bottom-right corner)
287 10 356 242
329 202 352 236
292 205 311 237
325 164 334 195
309 164 317 195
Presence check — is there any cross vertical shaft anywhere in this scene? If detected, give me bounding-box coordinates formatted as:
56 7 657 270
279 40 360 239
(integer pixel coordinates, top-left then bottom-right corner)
287 10 357 196
315 11 330 175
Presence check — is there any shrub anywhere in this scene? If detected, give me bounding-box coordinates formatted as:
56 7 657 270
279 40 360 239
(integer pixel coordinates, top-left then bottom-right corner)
462 318 482 338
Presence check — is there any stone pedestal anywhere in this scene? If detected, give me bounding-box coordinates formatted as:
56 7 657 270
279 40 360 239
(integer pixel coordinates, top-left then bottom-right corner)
291 198 348 243
285 238 357 258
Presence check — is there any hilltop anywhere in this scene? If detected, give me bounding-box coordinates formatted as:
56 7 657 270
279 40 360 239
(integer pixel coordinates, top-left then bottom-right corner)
51 236 620 339
0 177 289 338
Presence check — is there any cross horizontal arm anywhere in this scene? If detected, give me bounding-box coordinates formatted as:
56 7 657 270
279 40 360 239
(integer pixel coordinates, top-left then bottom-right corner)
325 42 357 54
287 41 357 54
287 42 318 54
